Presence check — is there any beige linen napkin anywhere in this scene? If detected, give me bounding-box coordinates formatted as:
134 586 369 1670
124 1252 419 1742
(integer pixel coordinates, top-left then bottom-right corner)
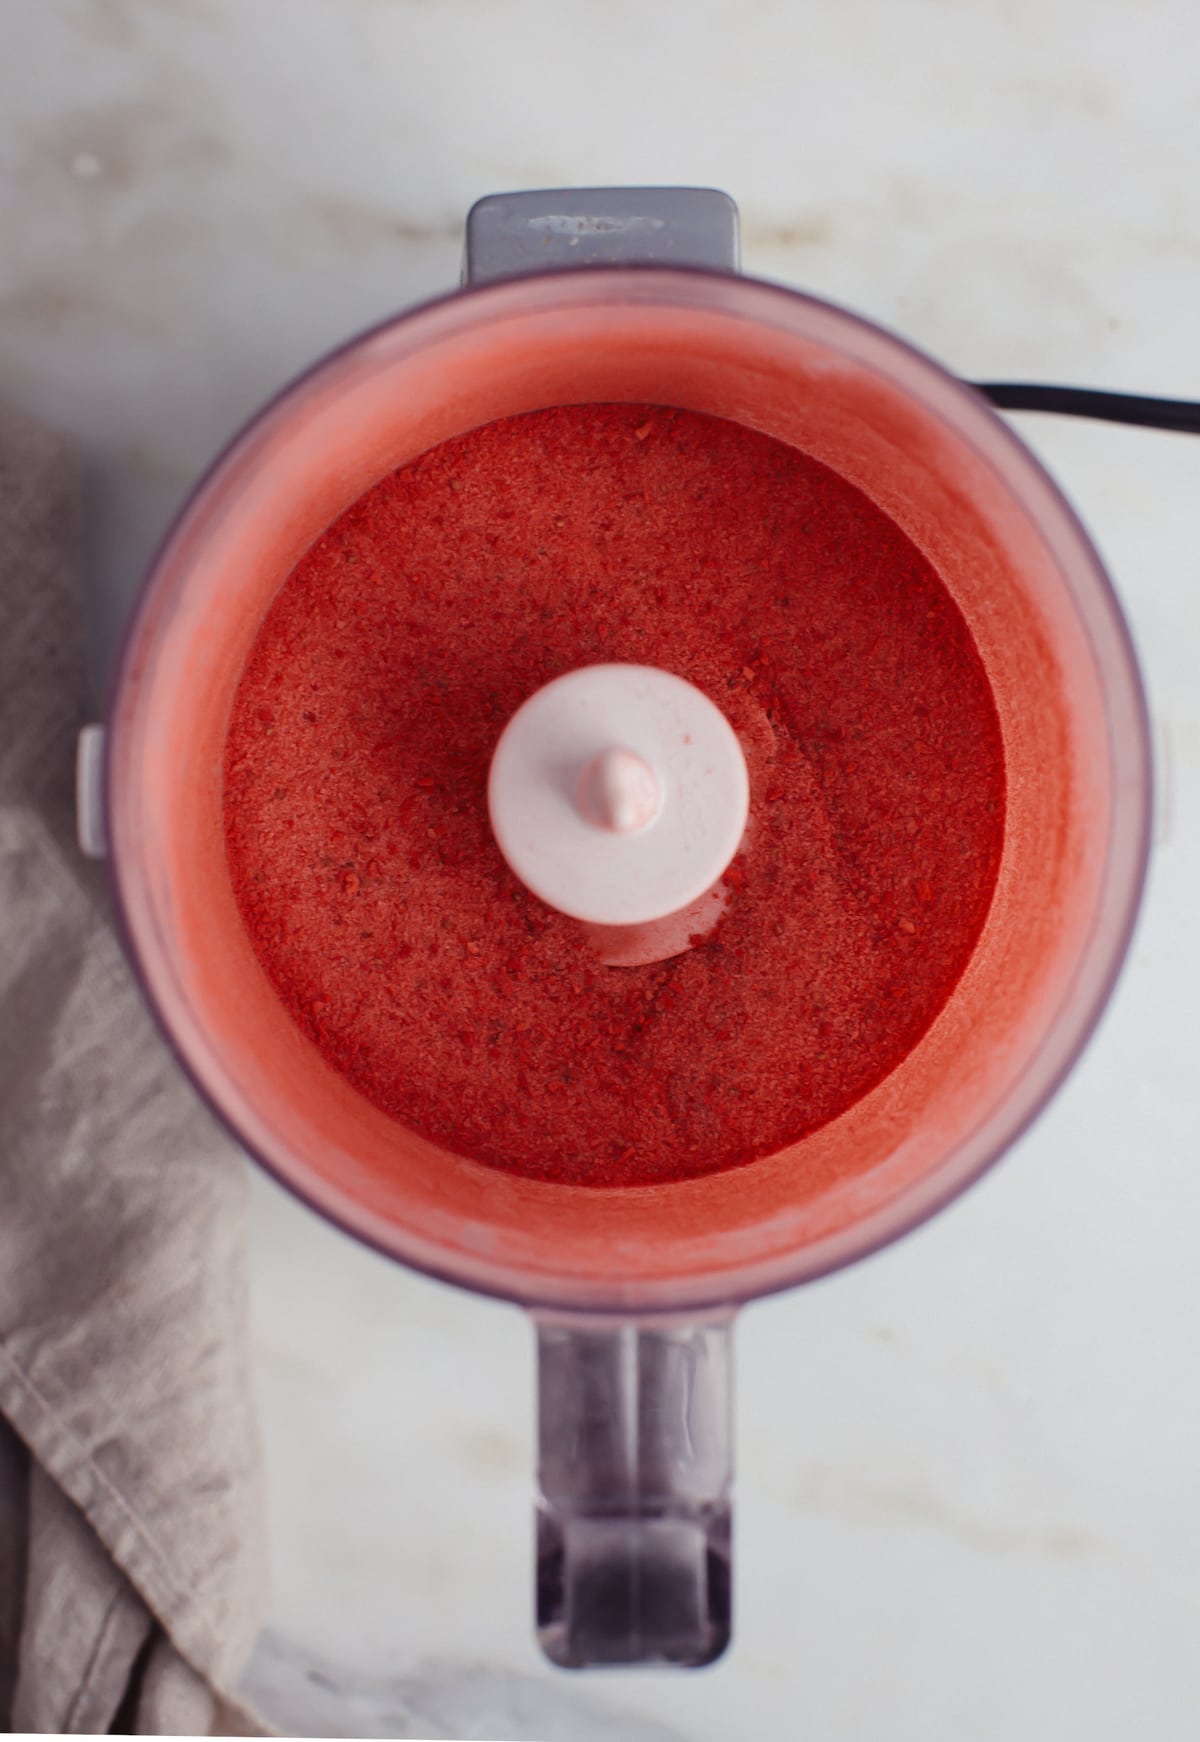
0 403 268 1733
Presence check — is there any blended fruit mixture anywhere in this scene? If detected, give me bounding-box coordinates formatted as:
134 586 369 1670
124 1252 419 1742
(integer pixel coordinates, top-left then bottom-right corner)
224 404 1005 1187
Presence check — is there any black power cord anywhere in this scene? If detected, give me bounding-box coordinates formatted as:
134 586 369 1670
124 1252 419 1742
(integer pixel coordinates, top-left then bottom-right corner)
973 382 1200 435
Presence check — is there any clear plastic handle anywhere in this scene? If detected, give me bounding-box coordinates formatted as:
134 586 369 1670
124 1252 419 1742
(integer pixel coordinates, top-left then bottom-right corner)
535 1313 734 1668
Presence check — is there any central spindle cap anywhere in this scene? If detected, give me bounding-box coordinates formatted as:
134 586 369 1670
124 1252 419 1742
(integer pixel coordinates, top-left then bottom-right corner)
487 663 749 928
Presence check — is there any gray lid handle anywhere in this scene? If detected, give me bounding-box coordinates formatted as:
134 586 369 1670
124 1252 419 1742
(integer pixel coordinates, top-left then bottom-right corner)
463 186 741 286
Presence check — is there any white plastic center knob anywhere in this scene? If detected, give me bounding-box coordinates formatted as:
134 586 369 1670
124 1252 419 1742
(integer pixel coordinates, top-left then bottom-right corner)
488 663 749 929
577 747 661 835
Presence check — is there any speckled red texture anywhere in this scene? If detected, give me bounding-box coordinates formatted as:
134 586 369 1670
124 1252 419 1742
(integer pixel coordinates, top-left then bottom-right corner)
223 404 1005 1186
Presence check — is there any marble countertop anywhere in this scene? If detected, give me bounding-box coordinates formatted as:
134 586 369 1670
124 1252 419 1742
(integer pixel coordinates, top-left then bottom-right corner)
4 2 1199 1736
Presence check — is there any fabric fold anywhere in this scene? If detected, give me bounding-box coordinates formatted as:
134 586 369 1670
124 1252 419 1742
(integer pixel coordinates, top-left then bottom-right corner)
0 402 268 1734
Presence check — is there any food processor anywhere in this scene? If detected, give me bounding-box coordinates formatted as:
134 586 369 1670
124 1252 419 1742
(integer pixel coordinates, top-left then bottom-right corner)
76 186 1151 1668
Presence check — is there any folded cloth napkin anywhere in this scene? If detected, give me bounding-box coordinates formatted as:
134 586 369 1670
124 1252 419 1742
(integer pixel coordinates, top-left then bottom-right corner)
0 403 268 1733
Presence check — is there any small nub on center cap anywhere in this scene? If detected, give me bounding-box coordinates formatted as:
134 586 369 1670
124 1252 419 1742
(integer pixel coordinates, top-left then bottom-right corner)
576 747 660 834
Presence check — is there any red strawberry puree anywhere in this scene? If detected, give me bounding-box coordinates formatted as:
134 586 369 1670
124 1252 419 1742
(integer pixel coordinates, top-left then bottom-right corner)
223 404 1005 1187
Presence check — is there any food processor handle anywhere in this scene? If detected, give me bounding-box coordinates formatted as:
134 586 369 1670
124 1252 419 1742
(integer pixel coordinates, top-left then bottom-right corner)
535 1312 735 1668
462 186 741 285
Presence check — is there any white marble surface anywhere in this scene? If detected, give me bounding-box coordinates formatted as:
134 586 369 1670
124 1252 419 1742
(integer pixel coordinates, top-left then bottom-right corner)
4 1 1200 1736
